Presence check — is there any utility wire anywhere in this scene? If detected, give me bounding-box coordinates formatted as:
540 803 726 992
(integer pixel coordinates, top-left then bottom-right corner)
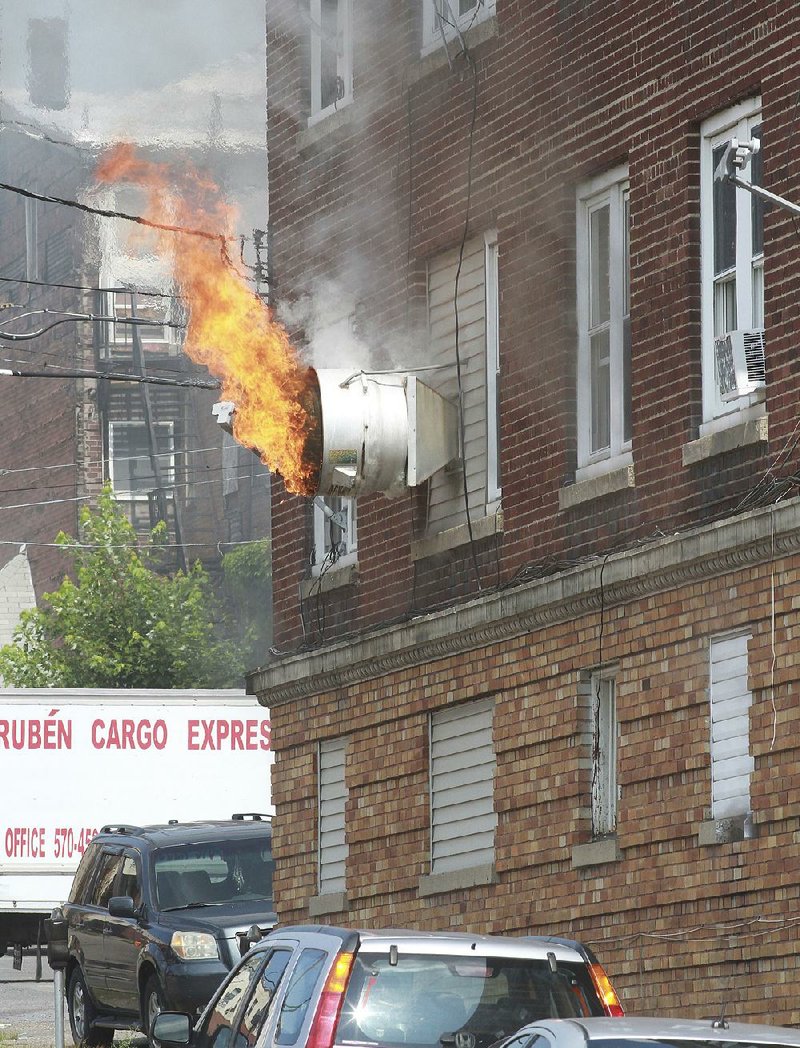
0 363 219 389
0 179 233 249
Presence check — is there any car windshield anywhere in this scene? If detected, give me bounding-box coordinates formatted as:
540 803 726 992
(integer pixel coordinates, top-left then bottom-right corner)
336 953 600 1048
153 838 273 910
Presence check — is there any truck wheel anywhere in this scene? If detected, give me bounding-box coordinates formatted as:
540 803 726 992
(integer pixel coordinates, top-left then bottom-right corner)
143 973 166 1048
67 967 114 1047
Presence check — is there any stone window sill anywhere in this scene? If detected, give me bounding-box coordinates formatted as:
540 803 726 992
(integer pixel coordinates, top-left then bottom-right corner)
296 102 355 153
419 862 497 898
698 813 756 846
410 512 503 563
308 891 349 918
300 563 358 600
571 837 621 869
682 415 768 466
559 464 635 511
410 17 499 86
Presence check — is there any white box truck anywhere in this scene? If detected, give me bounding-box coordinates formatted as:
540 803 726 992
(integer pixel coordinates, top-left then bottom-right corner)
0 688 273 959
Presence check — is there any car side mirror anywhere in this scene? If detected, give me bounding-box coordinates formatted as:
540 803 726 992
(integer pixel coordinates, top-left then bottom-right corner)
108 896 137 919
152 1012 192 1046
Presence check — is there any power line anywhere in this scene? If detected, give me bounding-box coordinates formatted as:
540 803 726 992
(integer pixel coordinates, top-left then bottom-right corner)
0 363 219 389
0 179 233 248
0 272 182 300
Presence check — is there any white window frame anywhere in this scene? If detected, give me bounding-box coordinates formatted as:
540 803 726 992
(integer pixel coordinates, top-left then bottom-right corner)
421 0 496 56
576 166 631 477
700 97 764 431
318 737 348 896
108 420 175 501
309 0 353 126
709 632 754 821
590 670 618 838
311 496 357 575
429 698 496 875
485 231 501 508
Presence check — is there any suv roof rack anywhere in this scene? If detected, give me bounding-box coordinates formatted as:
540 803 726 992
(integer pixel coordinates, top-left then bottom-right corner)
99 824 145 835
231 812 272 821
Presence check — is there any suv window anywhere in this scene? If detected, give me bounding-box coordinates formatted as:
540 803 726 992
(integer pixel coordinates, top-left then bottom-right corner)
275 948 328 1045
155 838 273 910
205 954 266 1048
89 852 122 908
118 854 142 908
68 843 100 904
336 953 595 1048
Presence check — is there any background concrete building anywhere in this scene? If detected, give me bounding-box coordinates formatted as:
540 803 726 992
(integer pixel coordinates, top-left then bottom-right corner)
253 0 800 1024
0 0 271 638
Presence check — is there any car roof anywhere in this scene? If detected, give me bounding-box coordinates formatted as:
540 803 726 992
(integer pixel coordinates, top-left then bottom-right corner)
515 1017 800 1047
95 817 272 848
266 926 589 962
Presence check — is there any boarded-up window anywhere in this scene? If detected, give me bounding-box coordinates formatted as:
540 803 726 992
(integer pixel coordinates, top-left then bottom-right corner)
710 633 753 819
426 234 498 534
319 737 348 894
430 698 496 874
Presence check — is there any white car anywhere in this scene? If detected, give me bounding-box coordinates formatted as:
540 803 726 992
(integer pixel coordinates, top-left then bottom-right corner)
493 1016 800 1048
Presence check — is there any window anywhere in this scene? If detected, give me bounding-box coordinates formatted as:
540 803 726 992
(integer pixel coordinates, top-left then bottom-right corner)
109 421 175 499
237 949 293 1048
318 737 348 895
275 948 327 1045
89 852 121 908
309 0 352 124
576 167 631 473
204 954 266 1048
709 633 754 820
104 290 177 359
118 854 142 909
426 231 500 534
589 671 618 838
422 0 496 55
701 98 764 424
429 698 496 875
312 496 357 574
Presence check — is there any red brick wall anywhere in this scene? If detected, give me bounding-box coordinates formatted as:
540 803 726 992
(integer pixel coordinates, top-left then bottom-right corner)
267 550 800 1022
267 2 800 648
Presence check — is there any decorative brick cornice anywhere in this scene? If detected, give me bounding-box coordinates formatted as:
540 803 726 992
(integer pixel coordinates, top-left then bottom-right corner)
248 499 800 706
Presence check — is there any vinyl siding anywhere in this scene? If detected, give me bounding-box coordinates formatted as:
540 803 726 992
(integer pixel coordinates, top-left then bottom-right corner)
319 737 348 894
710 633 753 818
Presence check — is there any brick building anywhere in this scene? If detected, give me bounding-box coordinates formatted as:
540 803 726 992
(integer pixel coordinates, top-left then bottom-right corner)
252 0 800 1023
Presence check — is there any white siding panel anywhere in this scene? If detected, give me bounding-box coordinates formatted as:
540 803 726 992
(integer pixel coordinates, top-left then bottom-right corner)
710 634 752 820
426 238 489 534
319 737 348 895
430 699 496 874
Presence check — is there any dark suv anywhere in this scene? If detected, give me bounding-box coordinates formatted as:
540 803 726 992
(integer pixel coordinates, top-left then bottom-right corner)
152 925 623 1048
61 815 275 1048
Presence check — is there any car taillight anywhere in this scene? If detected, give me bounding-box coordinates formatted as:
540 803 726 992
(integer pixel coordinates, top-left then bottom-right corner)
306 951 356 1048
587 962 624 1016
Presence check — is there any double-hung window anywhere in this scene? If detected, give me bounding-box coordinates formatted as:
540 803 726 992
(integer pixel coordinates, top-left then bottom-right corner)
576 167 631 474
309 0 353 124
422 0 496 55
701 98 764 425
109 421 175 500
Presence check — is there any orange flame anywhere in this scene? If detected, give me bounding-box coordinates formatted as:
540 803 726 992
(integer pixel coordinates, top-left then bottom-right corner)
95 143 318 496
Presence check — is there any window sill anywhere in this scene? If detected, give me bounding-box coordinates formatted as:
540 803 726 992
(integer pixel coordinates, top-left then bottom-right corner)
419 862 497 898
410 16 499 86
682 414 768 466
300 562 358 599
308 891 349 918
297 100 355 152
571 837 621 869
409 511 503 562
559 463 635 511
698 814 756 846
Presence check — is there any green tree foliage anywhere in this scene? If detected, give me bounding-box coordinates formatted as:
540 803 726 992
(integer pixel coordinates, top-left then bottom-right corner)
221 539 272 669
0 488 243 688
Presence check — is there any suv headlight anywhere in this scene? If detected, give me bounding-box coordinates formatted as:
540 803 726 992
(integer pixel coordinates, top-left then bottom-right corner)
170 932 219 960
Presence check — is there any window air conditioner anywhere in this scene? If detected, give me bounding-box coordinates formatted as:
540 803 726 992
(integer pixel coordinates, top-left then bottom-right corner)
714 328 766 402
